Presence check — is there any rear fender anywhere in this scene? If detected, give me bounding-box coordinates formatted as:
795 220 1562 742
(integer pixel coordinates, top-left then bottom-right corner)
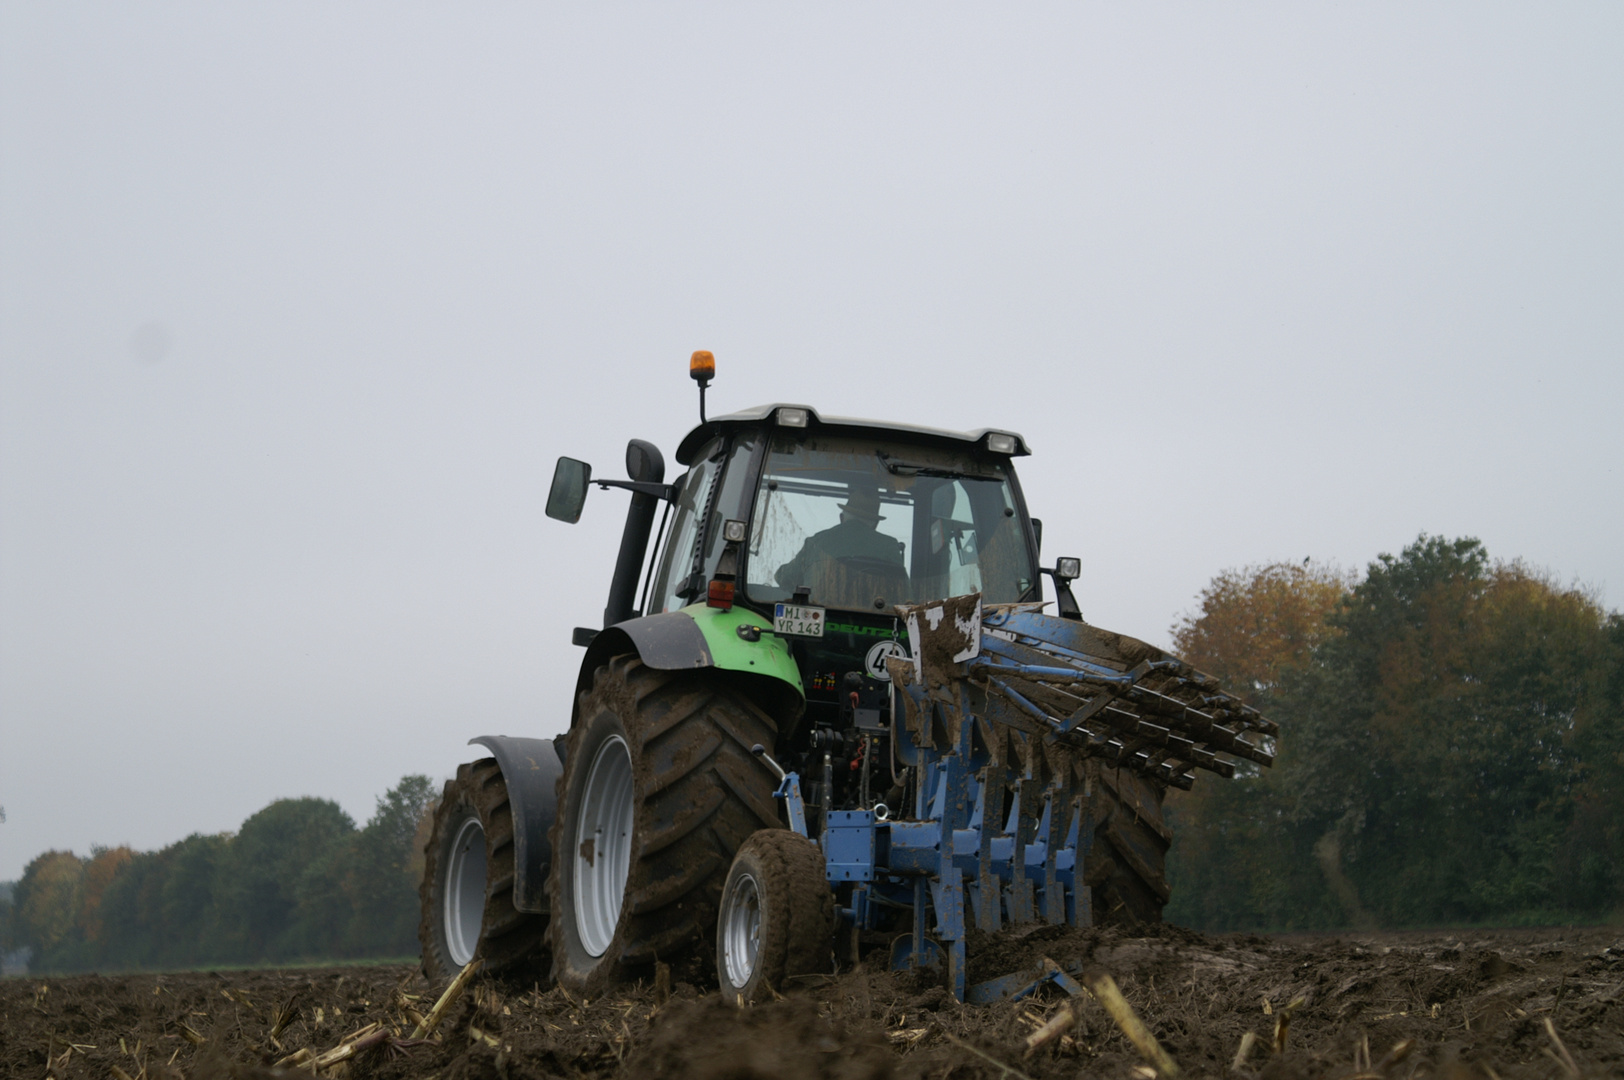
468 735 564 915
576 606 804 726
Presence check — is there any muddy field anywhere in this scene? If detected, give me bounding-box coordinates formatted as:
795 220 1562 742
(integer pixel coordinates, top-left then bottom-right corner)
3 924 1619 1080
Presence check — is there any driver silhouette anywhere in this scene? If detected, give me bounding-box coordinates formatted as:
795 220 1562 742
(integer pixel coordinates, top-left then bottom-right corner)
774 483 905 592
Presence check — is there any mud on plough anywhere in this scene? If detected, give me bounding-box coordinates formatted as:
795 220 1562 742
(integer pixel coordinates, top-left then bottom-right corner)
810 593 1277 1002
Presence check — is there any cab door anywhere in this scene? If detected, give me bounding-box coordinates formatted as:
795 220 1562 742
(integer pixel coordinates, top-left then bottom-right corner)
644 432 762 614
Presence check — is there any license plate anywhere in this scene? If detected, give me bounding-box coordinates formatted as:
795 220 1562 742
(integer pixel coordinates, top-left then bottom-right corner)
773 603 825 637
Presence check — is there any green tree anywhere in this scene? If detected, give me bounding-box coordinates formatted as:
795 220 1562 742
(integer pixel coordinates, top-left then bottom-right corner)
220 798 354 960
95 849 168 970
0 881 17 957
343 775 436 955
290 839 356 958
1286 539 1606 924
1553 610 1624 915
158 832 232 963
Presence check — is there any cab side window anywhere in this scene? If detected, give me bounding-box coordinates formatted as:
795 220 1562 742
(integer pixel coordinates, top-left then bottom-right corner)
700 432 760 584
647 442 722 614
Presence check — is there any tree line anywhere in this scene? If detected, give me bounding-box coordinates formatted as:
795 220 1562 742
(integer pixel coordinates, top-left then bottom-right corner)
1165 535 1623 931
0 776 435 974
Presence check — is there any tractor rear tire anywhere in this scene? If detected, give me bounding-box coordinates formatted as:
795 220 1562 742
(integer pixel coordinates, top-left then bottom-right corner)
1090 768 1172 925
716 829 834 1003
419 758 549 984
549 654 782 995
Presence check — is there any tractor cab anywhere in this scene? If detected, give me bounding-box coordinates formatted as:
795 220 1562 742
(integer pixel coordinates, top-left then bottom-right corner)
657 405 1039 614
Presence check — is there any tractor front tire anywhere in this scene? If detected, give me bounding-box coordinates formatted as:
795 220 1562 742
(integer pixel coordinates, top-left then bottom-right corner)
1089 768 1172 925
419 759 548 984
716 829 834 1002
549 655 782 995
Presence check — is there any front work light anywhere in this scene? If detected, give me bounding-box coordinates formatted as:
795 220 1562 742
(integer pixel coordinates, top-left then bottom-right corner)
1055 557 1081 581
777 407 809 427
986 432 1017 454
723 518 748 543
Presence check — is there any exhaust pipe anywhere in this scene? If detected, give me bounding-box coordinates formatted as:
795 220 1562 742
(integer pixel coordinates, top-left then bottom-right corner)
603 438 665 628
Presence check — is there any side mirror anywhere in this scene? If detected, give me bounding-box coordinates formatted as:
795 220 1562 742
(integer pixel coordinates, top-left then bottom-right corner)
546 457 592 523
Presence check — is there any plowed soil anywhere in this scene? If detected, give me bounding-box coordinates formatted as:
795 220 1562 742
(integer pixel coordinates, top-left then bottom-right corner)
4 925 1620 1080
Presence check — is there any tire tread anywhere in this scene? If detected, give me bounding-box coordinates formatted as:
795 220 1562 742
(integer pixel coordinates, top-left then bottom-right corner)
1089 767 1171 925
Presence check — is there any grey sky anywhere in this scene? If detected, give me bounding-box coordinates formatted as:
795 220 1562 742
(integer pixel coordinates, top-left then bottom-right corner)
2 5 1619 880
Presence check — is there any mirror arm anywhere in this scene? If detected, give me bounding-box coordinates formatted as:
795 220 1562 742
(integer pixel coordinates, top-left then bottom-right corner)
594 479 678 501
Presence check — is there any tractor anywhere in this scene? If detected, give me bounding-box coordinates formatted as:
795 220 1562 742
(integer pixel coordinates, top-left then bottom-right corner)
418 353 1274 1001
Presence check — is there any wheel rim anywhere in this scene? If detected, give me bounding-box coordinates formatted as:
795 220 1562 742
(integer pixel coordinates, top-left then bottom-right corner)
573 734 635 958
444 816 486 966
720 871 761 989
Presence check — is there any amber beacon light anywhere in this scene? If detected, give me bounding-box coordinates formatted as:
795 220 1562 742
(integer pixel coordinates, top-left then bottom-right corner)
691 350 716 421
690 350 715 383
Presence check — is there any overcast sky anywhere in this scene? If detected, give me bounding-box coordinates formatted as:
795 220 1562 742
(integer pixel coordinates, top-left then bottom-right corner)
2 5 1620 880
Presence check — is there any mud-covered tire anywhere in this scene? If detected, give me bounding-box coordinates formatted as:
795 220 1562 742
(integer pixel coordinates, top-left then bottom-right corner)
716 830 833 1002
419 759 548 983
1089 769 1172 925
549 654 781 994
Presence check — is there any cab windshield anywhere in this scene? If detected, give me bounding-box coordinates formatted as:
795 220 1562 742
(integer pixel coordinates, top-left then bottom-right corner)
744 432 1035 612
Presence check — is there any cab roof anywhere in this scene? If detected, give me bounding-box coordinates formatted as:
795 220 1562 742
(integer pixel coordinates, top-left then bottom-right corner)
675 404 1032 466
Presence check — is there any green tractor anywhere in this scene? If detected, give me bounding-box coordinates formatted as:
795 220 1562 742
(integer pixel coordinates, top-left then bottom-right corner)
418 355 1175 991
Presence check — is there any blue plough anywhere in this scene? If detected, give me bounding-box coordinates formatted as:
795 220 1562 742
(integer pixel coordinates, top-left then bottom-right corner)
770 594 1277 1002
